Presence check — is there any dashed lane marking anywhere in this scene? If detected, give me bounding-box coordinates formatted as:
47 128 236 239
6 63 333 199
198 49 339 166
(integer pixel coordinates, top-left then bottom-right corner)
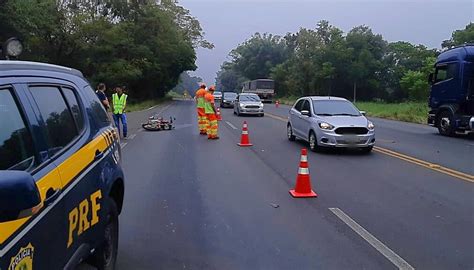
226 121 238 130
129 134 137 140
329 208 415 270
120 142 128 148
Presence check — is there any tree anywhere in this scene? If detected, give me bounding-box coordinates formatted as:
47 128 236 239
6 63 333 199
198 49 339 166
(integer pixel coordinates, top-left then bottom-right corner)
400 57 436 101
228 33 289 80
0 0 212 100
346 25 387 101
442 23 474 48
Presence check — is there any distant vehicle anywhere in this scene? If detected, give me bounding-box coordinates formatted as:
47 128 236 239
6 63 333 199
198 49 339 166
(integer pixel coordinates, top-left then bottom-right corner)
428 45 474 136
242 79 275 103
0 61 124 269
234 93 264 116
221 92 238 108
287 96 375 152
213 91 223 101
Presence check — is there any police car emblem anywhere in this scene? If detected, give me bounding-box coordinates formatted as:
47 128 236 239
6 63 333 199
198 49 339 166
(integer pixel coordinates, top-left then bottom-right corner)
8 243 34 270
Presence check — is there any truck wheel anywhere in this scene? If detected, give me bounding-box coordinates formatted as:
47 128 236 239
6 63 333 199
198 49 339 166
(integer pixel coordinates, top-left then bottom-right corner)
437 110 455 136
89 198 119 270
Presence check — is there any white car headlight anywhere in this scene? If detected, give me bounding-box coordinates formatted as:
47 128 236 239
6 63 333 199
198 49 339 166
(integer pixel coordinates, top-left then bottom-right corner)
239 103 245 108
318 122 334 130
367 121 375 130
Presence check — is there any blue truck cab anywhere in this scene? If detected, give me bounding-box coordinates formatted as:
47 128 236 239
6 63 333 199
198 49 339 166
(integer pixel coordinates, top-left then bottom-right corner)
428 45 474 135
0 61 124 269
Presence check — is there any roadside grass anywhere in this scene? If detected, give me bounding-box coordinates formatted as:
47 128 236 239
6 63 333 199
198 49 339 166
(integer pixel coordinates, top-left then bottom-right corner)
126 95 172 112
275 96 428 124
355 102 428 124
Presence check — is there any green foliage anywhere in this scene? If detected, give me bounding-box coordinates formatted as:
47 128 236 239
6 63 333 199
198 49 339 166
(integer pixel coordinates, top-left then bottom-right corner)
355 102 428 124
218 21 471 103
442 23 474 48
0 0 212 100
399 57 436 101
172 72 202 95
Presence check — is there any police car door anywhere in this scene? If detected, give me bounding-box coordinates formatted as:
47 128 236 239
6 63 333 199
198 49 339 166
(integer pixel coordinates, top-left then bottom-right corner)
0 84 66 270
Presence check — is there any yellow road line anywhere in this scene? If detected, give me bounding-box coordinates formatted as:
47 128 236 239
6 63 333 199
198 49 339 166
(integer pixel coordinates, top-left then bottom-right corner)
265 112 474 183
373 147 474 183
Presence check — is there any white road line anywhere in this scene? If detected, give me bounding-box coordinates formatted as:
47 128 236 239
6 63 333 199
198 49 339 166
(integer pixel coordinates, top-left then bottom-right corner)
147 105 158 111
120 142 128 148
226 121 238 130
329 208 414 270
129 134 137 140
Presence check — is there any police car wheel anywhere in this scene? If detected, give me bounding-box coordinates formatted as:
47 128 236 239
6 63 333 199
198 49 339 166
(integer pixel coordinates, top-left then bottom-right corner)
89 198 118 270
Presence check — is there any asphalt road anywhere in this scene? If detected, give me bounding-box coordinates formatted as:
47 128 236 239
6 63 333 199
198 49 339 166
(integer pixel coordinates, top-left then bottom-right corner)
264 103 474 176
113 100 473 270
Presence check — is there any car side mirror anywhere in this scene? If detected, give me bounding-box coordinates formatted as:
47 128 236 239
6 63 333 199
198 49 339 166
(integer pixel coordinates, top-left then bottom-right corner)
0 171 42 223
360 111 366 116
428 73 434 84
301 110 310 116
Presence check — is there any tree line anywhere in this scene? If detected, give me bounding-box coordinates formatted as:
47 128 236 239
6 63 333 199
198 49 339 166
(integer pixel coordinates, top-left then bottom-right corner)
217 21 474 102
0 0 212 100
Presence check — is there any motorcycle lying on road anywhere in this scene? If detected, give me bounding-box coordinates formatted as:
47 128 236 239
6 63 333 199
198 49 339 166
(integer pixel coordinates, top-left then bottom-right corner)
142 115 175 131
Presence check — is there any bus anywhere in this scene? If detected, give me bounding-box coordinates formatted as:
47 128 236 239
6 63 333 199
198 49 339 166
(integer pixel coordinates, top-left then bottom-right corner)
242 79 275 102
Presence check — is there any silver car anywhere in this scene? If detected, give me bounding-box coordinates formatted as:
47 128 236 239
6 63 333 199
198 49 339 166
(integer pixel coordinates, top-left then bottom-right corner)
287 96 375 152
234 93 264 117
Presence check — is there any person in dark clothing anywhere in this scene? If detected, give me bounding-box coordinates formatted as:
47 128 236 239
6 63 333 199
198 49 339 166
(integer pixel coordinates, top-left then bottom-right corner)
96 83 109 110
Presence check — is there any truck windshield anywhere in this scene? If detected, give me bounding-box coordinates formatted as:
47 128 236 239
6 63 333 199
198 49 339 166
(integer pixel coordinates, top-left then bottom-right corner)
256 81 274 89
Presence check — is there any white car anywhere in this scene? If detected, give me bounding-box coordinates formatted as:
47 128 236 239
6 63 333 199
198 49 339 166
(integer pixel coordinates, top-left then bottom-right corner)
234 93 264 117
213 91 223 100
287 96 375 152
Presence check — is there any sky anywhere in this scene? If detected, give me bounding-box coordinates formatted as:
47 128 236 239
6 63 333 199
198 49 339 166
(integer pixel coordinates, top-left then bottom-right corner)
179 0 473 84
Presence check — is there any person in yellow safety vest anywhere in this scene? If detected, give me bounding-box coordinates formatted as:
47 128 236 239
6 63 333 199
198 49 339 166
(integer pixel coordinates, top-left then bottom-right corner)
195 84 208 135
204 85 219 140
112 86 128 139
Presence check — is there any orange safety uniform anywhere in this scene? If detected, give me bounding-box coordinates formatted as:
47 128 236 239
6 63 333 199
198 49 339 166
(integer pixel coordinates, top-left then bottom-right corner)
195 88 208 134
204 92 218 139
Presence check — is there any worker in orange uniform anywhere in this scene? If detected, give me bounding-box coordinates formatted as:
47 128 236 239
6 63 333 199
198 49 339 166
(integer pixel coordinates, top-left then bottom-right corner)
204 85 219 139
195 83 208 135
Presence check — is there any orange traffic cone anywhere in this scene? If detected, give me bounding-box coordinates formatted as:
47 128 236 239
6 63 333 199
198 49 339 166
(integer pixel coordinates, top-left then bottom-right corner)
275 100 279 108
237 121 253 147
216 107 222 121
290 148 317 198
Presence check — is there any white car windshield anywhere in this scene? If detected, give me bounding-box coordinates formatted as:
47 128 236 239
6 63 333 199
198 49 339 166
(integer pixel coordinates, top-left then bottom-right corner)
312 100 360 116
239 95 260 102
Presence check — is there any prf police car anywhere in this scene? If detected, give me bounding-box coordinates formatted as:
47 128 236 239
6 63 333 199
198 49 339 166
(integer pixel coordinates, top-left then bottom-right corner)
0 61 125 270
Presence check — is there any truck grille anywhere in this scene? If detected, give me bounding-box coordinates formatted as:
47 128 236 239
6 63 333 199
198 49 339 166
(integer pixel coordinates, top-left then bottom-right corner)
335 127 368 135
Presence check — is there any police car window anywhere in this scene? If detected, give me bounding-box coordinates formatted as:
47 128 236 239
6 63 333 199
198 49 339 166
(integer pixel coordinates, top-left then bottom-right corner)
62 87 84 132
0 89 36 171
29 86 78 156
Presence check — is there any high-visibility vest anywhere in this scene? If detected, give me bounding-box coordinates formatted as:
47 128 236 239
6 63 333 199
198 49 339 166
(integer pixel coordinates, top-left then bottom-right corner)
196 89 206 109
204 92 215 114
112 93 127 114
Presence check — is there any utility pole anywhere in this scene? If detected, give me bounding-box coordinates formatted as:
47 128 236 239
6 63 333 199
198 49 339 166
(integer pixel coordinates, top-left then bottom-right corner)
353 81 357 103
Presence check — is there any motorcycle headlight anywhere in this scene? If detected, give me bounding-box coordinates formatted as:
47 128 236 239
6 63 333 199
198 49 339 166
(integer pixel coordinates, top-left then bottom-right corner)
367 121 375 130
318 122 334 130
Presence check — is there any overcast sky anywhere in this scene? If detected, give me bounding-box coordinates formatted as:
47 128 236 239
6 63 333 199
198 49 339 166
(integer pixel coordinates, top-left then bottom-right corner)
179 0 473 84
